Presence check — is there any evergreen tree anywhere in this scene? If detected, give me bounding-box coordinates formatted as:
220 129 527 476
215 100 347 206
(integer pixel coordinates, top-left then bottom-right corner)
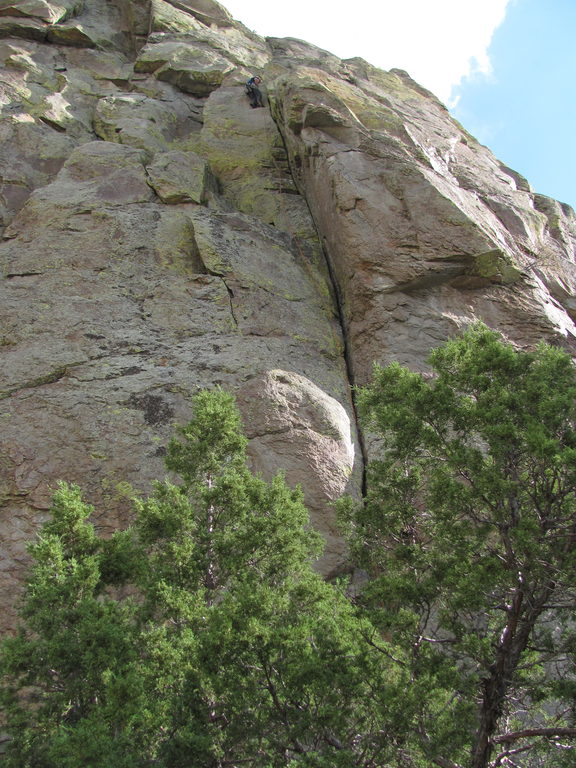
0 483 141 767
1 390 395 767
341 325 576 768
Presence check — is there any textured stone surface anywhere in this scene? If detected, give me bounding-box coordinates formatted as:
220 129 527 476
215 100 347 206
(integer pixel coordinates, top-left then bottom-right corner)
0 0 83 24
0 124 351 629
150 0 204 34
163 0 234 28
238 370 357 577
135 40 235 96
1 0 576 632
146 149 211 203
93 91 185 153
265 41 576 380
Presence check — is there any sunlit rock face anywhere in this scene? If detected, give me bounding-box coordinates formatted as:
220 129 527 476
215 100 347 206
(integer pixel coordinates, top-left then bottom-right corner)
1 0 575 629
264 43 576 379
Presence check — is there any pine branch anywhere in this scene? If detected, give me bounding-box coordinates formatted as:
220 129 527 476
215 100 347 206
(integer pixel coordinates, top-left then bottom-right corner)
432 757 463 768
492 727 576 744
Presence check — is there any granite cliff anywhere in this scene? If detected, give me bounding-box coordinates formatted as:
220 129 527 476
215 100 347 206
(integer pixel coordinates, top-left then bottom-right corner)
1 0 576 631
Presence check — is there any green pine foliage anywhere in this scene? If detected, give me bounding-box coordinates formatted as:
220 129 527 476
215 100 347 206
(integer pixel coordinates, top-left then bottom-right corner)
0 482 141 767
0 389 395 768
341 324 576 768
5 330 575 768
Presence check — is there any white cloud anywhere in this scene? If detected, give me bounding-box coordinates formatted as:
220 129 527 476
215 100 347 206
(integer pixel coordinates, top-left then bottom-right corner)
223 0 512 103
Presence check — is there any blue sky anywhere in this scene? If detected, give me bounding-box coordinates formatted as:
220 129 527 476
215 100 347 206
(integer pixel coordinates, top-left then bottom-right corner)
452 0 575 210
223 0 575 211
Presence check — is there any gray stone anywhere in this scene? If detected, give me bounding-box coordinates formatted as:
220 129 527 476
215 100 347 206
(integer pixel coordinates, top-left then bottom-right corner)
1 0 576 636
146 149 210 204
0 0 82 24
238 370 357 576
160 0 234 28
135 41 234 96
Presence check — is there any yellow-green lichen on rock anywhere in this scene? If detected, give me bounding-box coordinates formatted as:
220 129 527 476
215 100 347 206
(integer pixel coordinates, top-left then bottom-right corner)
135 40 234 96
473 249 522 284
93 92 183 153
153 208 206 275
150 0 204 33
199 84 321 253
0 0 84 24
146 150 211 204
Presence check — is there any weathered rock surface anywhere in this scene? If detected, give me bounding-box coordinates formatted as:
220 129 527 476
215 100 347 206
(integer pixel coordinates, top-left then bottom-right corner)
238 370 356 576
1 0 576 630
264 43 576 379
146 149 211 203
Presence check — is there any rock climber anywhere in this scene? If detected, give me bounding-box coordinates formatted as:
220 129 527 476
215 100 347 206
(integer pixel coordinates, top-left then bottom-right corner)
245 75 264 108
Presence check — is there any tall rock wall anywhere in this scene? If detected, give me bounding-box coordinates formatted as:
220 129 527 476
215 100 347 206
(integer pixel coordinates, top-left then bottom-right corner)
1 0 575 630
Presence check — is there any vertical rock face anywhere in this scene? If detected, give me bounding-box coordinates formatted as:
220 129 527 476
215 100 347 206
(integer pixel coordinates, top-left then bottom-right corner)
264 44 576 378
1 0 575 629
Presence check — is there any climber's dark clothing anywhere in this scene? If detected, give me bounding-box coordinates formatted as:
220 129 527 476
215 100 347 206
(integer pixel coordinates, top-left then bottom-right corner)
246 76 264 108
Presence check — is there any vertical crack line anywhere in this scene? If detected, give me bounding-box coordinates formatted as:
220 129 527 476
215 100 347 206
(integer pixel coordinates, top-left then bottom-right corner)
268 102 368 497
221 277 239 327
318 236 368 497
147 0 154 37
